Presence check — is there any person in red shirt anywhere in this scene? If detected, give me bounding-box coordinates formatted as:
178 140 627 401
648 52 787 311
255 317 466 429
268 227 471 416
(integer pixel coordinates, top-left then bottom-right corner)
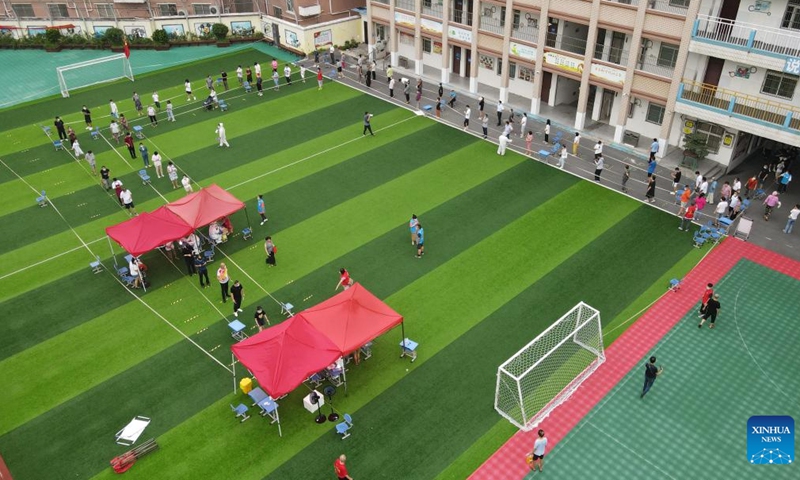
678 201 696 231
333 454 353 480
317 67 324 90
123 132 136 159
699 283 714 317
335 268 354 291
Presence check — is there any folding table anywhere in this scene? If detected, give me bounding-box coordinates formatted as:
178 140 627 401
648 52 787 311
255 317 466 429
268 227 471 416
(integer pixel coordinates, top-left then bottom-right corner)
115 416 151 445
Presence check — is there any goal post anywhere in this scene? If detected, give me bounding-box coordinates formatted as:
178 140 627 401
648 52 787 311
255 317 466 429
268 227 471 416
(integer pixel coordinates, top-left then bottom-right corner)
56 54 134 98
495 302 606 431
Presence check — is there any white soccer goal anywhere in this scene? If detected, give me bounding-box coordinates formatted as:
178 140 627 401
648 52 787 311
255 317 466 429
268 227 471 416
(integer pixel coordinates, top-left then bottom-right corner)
56 54 134 98
495 302 605 431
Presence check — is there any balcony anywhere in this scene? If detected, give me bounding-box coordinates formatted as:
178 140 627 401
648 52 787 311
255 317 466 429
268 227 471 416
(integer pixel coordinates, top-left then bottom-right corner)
646 0 689 16
603 0 639 5
593 43 629 66
546 33 588 57
373 0 389 4
450 8 473 26
422 1 443 18
677 80 800 139
395 0 416 11
692 15 800 59
511 24 539 43
479 15 503 35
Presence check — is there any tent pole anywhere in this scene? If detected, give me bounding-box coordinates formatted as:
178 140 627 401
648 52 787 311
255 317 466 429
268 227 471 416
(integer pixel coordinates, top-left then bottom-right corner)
232 353 237 394
107 236 118 269
342 356 348 393
243 206 253 232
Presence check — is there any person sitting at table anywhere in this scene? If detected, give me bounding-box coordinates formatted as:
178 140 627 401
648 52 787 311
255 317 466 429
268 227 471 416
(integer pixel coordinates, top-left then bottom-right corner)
209 222 224 244
220 216 233 235
128 257 148 289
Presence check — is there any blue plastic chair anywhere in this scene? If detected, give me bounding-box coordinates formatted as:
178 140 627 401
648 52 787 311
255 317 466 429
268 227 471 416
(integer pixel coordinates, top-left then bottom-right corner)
139 169 151 185
218 99 229 112
242 227 252 240
692 232 707 248
90 255 103 274
35 190 47 207
335 414 353 439
91 127 100 140
243 81 252 93
669 278 681 292
53 140 63 151
230 404 250 423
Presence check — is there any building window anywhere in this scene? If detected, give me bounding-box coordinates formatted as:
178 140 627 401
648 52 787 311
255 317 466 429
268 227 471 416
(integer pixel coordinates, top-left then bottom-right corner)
47 3 69 18
497 57 503 75
512 9 520 29
158 3 178 15
645 102 665 125
96 3 115 17
193 4 212 14
509 62 517 79
782 0 800 31
399 32 414 45
518 65 534 82
11 3 35 17
273 5 282 18
669 0 691 7
761 70 798 99
694 121 724 154
500 6 506 28
422 37 432 53
656 43 679 68
479 54 494 70
286 0 294 11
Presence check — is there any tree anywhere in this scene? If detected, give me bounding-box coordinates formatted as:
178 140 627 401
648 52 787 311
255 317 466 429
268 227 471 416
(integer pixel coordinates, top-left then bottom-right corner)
104 27 125 46
152 29 169 44
683 132 709 161
211 23 229 41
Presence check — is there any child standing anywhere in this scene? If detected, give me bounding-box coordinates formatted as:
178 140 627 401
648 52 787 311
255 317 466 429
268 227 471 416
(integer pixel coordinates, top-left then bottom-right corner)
166 100 175 122
167 161 179 188
525 131 533 155
139 143 149 168
257 195 268 225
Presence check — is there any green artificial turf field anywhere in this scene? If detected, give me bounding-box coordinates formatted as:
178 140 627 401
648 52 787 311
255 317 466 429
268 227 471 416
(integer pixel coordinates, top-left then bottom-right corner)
0 46 705 479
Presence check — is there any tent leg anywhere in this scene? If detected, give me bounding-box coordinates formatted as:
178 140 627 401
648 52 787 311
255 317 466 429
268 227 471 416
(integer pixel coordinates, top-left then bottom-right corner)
243 206 253 235
107 236 118 269
232 353 237 394
342 357 348 394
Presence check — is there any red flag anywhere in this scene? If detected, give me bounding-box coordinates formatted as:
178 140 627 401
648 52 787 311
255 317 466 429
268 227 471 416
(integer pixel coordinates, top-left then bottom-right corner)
123 38 130 59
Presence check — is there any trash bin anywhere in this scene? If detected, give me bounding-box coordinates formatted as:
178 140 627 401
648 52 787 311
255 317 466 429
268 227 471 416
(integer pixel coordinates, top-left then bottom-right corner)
623 130 640 147
239 377 253 395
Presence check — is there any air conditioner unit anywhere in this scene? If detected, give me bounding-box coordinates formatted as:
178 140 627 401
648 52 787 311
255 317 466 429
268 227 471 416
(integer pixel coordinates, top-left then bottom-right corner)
298 4 321 16
209 6 219 14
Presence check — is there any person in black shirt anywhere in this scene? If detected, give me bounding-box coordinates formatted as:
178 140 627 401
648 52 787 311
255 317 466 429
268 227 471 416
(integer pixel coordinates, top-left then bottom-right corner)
100 165 110 190
230 280 244 317
194 253 209 287
641 356 663 398
54 116 67 139
81 105 92 129
182 243 196 276
698 294 721 329
254 306 268 332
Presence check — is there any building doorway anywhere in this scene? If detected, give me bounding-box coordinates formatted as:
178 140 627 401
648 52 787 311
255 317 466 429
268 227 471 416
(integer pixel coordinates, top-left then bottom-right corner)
452 45 462 76
541 71 553 102
600 89 615 122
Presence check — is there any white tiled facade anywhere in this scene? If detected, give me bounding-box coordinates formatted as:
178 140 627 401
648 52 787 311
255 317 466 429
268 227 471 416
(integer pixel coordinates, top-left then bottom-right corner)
366 0 800 168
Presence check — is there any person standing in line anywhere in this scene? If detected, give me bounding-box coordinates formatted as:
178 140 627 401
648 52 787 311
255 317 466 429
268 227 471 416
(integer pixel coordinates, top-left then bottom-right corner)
757 165 770 190
784 204 800 234
649 138 659 161
403 80 410 104
671 167 682 194
558 145 568 169
152 151 163 178
763 191 781 220
519 113 527 138
85 150 97 175
707 176 718 204
415 78 422 109
254 306 268 332
525 131 534 156
497 134 512 156
182 242 196 275
714 197 729 224
300 64 307 83
139 143 149 168
386 64 393 82
478 95 485 113
437 82 443 98
167 161 179 189
257 195 268 225
184 79 196 101
71 138 84 158
435 97 442 118
463 105 471 131
217 262 230 303
698 294 721 328
216 123 230 147
593 140 603 159
699 176 709 197
502 121 513 138
109 99 119 119
409 214 419 245
543 119 551 144
152 91 161 109
496 100 504 126
744 175 758 198
572 132 580 156
110 120 121 144
415 223 425 258
695 192 707 212
256 72 264 96
165 100 175 122
120 188 136 216
230 280 244 317
317 67 324 90
645 175 657 203
365 65 372 87
330 44 336 64
699 283 714 316
132 92 143 116
147 105 158 127
335 268 354 291
272 69 280 90
333 454 353 480
246 65 253 83
195 252 209 288
181 174 193 193
678 200 696 231
67 127 77 146
388 77 395 98
593 155 604 182
124 133 136 159
779 170 792 193
54 116 67 139
264 236 276 267
621 165 630 193
236 65 243 86
640 356 663 398
481 113 489 139
677 185 692 217
720 181 732 202
529 429 547 472
284 64 292 86
363 111 374 136
220 71 229 90
647 157 657 178
81 105 92 129
100 165 110 190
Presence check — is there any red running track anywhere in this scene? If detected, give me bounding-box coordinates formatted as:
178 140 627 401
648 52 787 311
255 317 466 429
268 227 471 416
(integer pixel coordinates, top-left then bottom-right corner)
469 238 800 480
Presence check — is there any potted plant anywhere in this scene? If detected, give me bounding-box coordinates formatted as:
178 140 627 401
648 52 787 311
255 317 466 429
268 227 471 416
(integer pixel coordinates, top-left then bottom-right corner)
682 131 709 169
212 23 229 47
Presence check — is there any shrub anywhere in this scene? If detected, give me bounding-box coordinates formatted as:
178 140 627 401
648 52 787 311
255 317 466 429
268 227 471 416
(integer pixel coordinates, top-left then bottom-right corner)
211 23 229 41
152 29 169 44
103 27 125 46
45 28 62 44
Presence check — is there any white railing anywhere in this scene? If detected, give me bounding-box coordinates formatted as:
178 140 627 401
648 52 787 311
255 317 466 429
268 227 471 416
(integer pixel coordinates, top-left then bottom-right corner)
422 2 443 18
395 0 416 11
512 25 539 43
479 15 504 35
693 14 800 58
636 57 675 78
647 0 689 16
603 0 639 6
373 0 390 5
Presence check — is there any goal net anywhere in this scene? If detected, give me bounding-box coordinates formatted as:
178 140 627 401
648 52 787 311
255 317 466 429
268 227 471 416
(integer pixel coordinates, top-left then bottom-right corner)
495 302 605 431
56 54 134 98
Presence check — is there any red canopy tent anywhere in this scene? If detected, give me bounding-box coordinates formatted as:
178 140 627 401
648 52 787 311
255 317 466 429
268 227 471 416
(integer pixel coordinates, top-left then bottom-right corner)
231 316 342 398
302 283 404 355
105 206 194 257
164 184 246 229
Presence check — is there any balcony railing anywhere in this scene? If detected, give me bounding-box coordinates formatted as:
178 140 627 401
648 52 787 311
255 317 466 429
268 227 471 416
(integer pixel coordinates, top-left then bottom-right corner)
593 43 629 66
373 0 390 4
422 2 443 18
678 80 800 132
479 15 503 35
395 0 416 11
693 15 800 58
545 33 588 56
636 56 675 78
602 0 639 6
450 8 473 26
511 25 539 43
647 0 689 16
